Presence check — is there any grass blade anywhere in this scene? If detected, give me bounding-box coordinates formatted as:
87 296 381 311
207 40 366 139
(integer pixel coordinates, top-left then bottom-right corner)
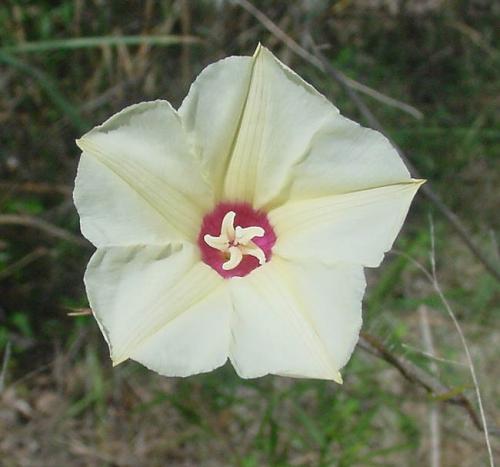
1 35 202 54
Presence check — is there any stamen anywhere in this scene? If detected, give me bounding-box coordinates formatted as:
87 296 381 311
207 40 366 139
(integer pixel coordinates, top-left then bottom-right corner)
221 211 236 239
235 225 265 243
204 210 268 271
240 243 266 265
203 234 228 250
222 246 243 270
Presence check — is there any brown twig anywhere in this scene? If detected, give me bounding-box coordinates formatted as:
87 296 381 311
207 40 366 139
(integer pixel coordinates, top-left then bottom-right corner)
0 181 72 196
66 307 93 317
0 341 12 394
358 331 486 433
0 214 88 246
235 0 500 283
235 0 423 119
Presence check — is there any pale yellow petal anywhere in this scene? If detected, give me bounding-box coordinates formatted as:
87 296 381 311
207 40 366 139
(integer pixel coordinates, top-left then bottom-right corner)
222 46 358 209
223 45 269 203
287 119 412 200
84 243 227 373
270 180 424 267
75 153 174 246
75 100 213 246
131 286 232 377
278 258 366 371
178 56 254 197
229 260 343 382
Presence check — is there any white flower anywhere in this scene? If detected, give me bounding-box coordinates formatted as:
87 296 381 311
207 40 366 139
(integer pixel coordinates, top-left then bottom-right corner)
74 45 423 382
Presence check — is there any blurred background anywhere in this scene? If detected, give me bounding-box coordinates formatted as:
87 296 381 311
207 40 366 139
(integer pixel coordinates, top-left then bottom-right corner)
0 1 498 466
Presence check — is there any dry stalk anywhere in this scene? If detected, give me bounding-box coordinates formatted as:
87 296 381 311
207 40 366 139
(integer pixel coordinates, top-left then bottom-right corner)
0 214 88 247
428 219 495 466
419 305 441 467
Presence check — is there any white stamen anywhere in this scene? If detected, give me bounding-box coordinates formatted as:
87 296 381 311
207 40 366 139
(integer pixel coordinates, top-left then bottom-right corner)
204 234 228 250
204 210 267 270
240 243 266 265
221 210 236 239
235 225 265 243
222 246 243 270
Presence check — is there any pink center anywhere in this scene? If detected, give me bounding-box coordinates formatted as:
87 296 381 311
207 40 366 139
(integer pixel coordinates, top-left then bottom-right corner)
198 202 277 278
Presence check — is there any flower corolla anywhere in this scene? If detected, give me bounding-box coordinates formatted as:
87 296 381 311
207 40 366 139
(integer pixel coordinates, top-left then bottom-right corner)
74 45 423 382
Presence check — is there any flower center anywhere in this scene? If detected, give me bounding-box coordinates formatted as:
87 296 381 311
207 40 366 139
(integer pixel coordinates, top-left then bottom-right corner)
198 202 276 278
204 211 266 270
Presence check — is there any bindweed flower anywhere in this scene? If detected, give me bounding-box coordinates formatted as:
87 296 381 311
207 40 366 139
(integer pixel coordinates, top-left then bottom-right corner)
74 45 423 382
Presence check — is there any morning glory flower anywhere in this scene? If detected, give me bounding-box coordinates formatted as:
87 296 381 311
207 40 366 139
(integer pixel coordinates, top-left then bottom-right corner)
74 45 423 382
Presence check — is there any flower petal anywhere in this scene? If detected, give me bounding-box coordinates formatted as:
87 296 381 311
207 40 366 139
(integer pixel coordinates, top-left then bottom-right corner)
180 45 362 209
270 180 424 267
178 55 254 198
131 286 231 377
75 152 172 246
279 258 366 371
223 45 349 208
228 259 345 382
85 242 229 375
287 121 412 200
75 100 213 246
